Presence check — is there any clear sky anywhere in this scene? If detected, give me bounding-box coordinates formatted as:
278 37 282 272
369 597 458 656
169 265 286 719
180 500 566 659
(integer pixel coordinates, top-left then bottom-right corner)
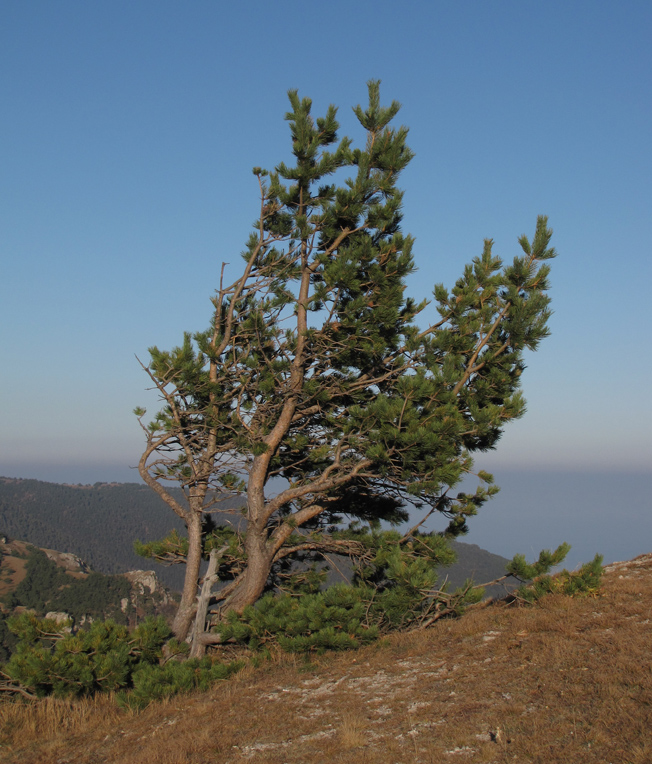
1 2 650 563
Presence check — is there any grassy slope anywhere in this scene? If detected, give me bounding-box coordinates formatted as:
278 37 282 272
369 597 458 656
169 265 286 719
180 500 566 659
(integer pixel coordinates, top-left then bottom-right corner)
1 554 651 764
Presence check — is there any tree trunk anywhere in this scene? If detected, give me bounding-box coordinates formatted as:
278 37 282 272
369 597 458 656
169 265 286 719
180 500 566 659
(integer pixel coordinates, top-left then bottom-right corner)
171 511 203 641
189 546 224 659
220 527 273 614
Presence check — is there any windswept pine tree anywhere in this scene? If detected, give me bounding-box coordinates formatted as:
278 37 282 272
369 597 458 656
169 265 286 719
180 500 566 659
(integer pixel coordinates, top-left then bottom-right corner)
135 82 558 655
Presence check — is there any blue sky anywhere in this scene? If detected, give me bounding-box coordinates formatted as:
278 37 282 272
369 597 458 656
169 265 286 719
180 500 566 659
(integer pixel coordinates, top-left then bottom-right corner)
1 2 650 563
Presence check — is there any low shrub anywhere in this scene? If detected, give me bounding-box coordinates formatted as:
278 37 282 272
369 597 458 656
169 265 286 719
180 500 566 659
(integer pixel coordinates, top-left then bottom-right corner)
0 614 241 707
121 656 244 709
514 553 604 603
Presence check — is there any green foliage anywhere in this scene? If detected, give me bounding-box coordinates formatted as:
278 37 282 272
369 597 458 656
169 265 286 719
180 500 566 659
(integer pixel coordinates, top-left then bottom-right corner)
134 529 189 564
135 524 246 584
2 615 170 698
217 577 484 655
216 541 601 654
119 656 244 710
349 529 455 628
515 554 604 603
220 584 380 654
506 543 572 580
0 613 242 707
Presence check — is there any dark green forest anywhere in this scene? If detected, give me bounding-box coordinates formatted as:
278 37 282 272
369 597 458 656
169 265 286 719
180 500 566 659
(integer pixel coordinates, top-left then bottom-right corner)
3 547 130 621
0 478 204 589
0 477 511 595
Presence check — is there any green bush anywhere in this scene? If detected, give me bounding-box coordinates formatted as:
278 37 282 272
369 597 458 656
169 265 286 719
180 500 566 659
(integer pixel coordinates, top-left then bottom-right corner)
221 584 380 654
1 613 242 707
515 554 604 603
214 541 600 653
2 614 169 697
121 656 244 709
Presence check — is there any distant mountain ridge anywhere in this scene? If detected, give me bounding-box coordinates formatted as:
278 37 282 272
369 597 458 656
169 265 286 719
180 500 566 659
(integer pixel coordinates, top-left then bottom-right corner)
0 476 512 593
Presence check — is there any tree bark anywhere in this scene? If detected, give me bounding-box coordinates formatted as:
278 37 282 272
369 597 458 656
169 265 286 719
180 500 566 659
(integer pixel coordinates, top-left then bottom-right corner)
220 526 274 614
171 511 203 641
189 545 224 659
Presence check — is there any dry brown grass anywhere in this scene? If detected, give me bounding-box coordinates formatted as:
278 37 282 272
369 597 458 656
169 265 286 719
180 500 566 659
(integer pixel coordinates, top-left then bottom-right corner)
2 554 652 764
339 713 368 749
0 540 29 597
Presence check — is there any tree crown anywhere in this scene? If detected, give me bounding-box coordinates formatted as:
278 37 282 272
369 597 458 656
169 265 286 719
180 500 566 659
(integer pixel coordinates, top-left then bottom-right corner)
136 82 556 621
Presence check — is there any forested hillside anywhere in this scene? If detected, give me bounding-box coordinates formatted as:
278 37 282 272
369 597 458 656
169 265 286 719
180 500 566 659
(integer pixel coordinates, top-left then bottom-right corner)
0 537 178 661
0 478 195 588
0 477 511 593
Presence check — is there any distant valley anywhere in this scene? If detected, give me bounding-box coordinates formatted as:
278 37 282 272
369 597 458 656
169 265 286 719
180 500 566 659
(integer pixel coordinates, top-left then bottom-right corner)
0 476 512 594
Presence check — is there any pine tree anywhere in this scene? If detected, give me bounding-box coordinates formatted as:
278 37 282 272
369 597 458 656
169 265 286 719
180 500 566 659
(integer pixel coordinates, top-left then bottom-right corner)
135 82 557 652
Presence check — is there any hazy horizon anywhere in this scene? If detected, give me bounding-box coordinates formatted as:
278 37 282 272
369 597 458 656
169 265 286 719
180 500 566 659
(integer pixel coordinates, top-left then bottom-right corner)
2 464 649 574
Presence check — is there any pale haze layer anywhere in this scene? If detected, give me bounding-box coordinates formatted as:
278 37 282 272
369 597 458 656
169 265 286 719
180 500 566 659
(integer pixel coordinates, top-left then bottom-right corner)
1 2 650 567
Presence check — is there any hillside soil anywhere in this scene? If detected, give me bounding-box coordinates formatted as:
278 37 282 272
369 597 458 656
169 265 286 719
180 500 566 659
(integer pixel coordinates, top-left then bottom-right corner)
1 555 651 764
0 554 27 598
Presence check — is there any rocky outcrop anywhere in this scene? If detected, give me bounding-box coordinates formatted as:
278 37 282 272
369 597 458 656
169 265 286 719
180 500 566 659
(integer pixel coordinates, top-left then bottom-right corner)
120 569 177 622
44 612 73 632
42 548 92 574
123 569 174 605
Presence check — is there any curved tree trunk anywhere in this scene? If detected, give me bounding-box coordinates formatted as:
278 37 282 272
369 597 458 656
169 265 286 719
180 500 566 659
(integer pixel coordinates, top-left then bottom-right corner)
219 528 274 614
